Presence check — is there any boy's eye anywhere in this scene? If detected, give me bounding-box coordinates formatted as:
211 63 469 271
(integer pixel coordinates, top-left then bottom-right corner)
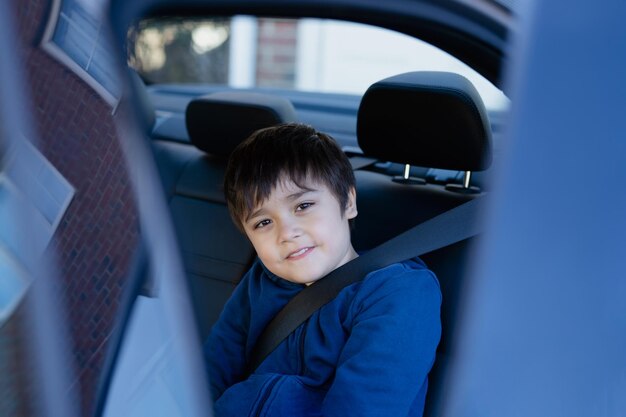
254 219 272 229
296 202 314 211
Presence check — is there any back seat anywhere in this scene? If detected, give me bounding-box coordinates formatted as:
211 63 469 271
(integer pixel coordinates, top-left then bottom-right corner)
352 71 492 417
152 91 297 339
151 72 491 416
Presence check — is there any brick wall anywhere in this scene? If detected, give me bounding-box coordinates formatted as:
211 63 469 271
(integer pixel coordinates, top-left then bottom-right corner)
4 0 140 416
0 305 34 417
256 18 298 88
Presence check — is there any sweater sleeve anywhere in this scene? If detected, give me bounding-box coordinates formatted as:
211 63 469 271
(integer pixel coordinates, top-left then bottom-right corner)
204 271 252 402
321 267 442 417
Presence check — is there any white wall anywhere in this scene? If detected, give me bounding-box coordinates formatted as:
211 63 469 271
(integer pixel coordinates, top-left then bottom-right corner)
228 17 508 109
228 16 258 88
295 19 508 109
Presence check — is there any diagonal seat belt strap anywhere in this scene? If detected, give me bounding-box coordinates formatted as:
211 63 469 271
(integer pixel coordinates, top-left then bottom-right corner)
248 197 485 373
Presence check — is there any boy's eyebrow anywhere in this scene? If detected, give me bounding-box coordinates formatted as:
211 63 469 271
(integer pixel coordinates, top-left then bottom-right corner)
285 189 315 202
245 188 318 223
246 207 267 223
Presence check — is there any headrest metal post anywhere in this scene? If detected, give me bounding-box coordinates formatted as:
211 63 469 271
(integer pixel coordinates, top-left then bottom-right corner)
392 163 426 185
445 170 481 194
463 171 472 189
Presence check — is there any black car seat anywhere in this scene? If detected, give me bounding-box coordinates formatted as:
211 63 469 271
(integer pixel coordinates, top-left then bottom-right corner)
352 71 492 417
152 91 297 339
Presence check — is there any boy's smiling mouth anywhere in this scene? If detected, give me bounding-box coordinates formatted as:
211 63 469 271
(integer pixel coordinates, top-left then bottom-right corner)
286 246 315 260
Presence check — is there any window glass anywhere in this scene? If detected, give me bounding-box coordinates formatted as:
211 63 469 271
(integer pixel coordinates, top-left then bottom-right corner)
127 17 231 85
128 16 508 110
0 243 28 325
45 0 121 103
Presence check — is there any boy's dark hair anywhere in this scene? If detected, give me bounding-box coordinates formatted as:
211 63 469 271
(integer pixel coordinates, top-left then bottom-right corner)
224 123 356 232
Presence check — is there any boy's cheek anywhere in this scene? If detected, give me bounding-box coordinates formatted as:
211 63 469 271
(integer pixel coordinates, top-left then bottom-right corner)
247 236 272 259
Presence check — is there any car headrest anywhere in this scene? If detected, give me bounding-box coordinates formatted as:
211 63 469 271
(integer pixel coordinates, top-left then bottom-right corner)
185 91 297 157
357 71 492 171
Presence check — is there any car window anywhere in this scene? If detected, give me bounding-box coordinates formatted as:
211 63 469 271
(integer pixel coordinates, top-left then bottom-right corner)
128 16 509 111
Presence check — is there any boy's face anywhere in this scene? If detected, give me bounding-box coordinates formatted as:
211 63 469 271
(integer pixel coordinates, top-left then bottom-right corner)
242 177 358 285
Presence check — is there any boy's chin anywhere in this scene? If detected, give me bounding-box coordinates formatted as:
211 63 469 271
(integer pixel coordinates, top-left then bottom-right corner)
283 274 323 286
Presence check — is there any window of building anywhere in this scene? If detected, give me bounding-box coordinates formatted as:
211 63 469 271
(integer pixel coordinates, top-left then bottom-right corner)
0 139 75 324
41 0 121 106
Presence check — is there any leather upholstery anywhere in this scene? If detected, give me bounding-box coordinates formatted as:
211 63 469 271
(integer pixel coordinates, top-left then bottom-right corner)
186 91 297 157
357 71 492 171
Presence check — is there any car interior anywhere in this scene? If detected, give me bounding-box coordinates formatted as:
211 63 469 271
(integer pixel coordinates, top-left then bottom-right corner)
140 42 495 413
4 0 623 415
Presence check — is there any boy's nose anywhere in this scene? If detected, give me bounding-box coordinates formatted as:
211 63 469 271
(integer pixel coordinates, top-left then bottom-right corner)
277 218 301 243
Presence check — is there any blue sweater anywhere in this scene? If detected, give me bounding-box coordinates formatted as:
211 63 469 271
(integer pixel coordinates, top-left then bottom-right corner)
205 257 441 417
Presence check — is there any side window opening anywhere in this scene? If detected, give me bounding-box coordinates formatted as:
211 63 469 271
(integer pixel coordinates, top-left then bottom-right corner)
127 16 509 111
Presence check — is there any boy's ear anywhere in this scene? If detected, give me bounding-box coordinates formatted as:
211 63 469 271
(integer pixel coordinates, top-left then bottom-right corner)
344 187 358 219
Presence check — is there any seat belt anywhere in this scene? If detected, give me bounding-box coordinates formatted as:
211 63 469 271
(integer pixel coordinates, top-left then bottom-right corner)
248 196 485 373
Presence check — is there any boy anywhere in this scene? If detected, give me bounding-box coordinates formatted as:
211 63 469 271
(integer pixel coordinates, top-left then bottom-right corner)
206 123 441 416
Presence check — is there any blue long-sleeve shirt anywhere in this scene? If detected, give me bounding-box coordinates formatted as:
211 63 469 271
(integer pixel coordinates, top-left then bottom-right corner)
205 257 441 417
